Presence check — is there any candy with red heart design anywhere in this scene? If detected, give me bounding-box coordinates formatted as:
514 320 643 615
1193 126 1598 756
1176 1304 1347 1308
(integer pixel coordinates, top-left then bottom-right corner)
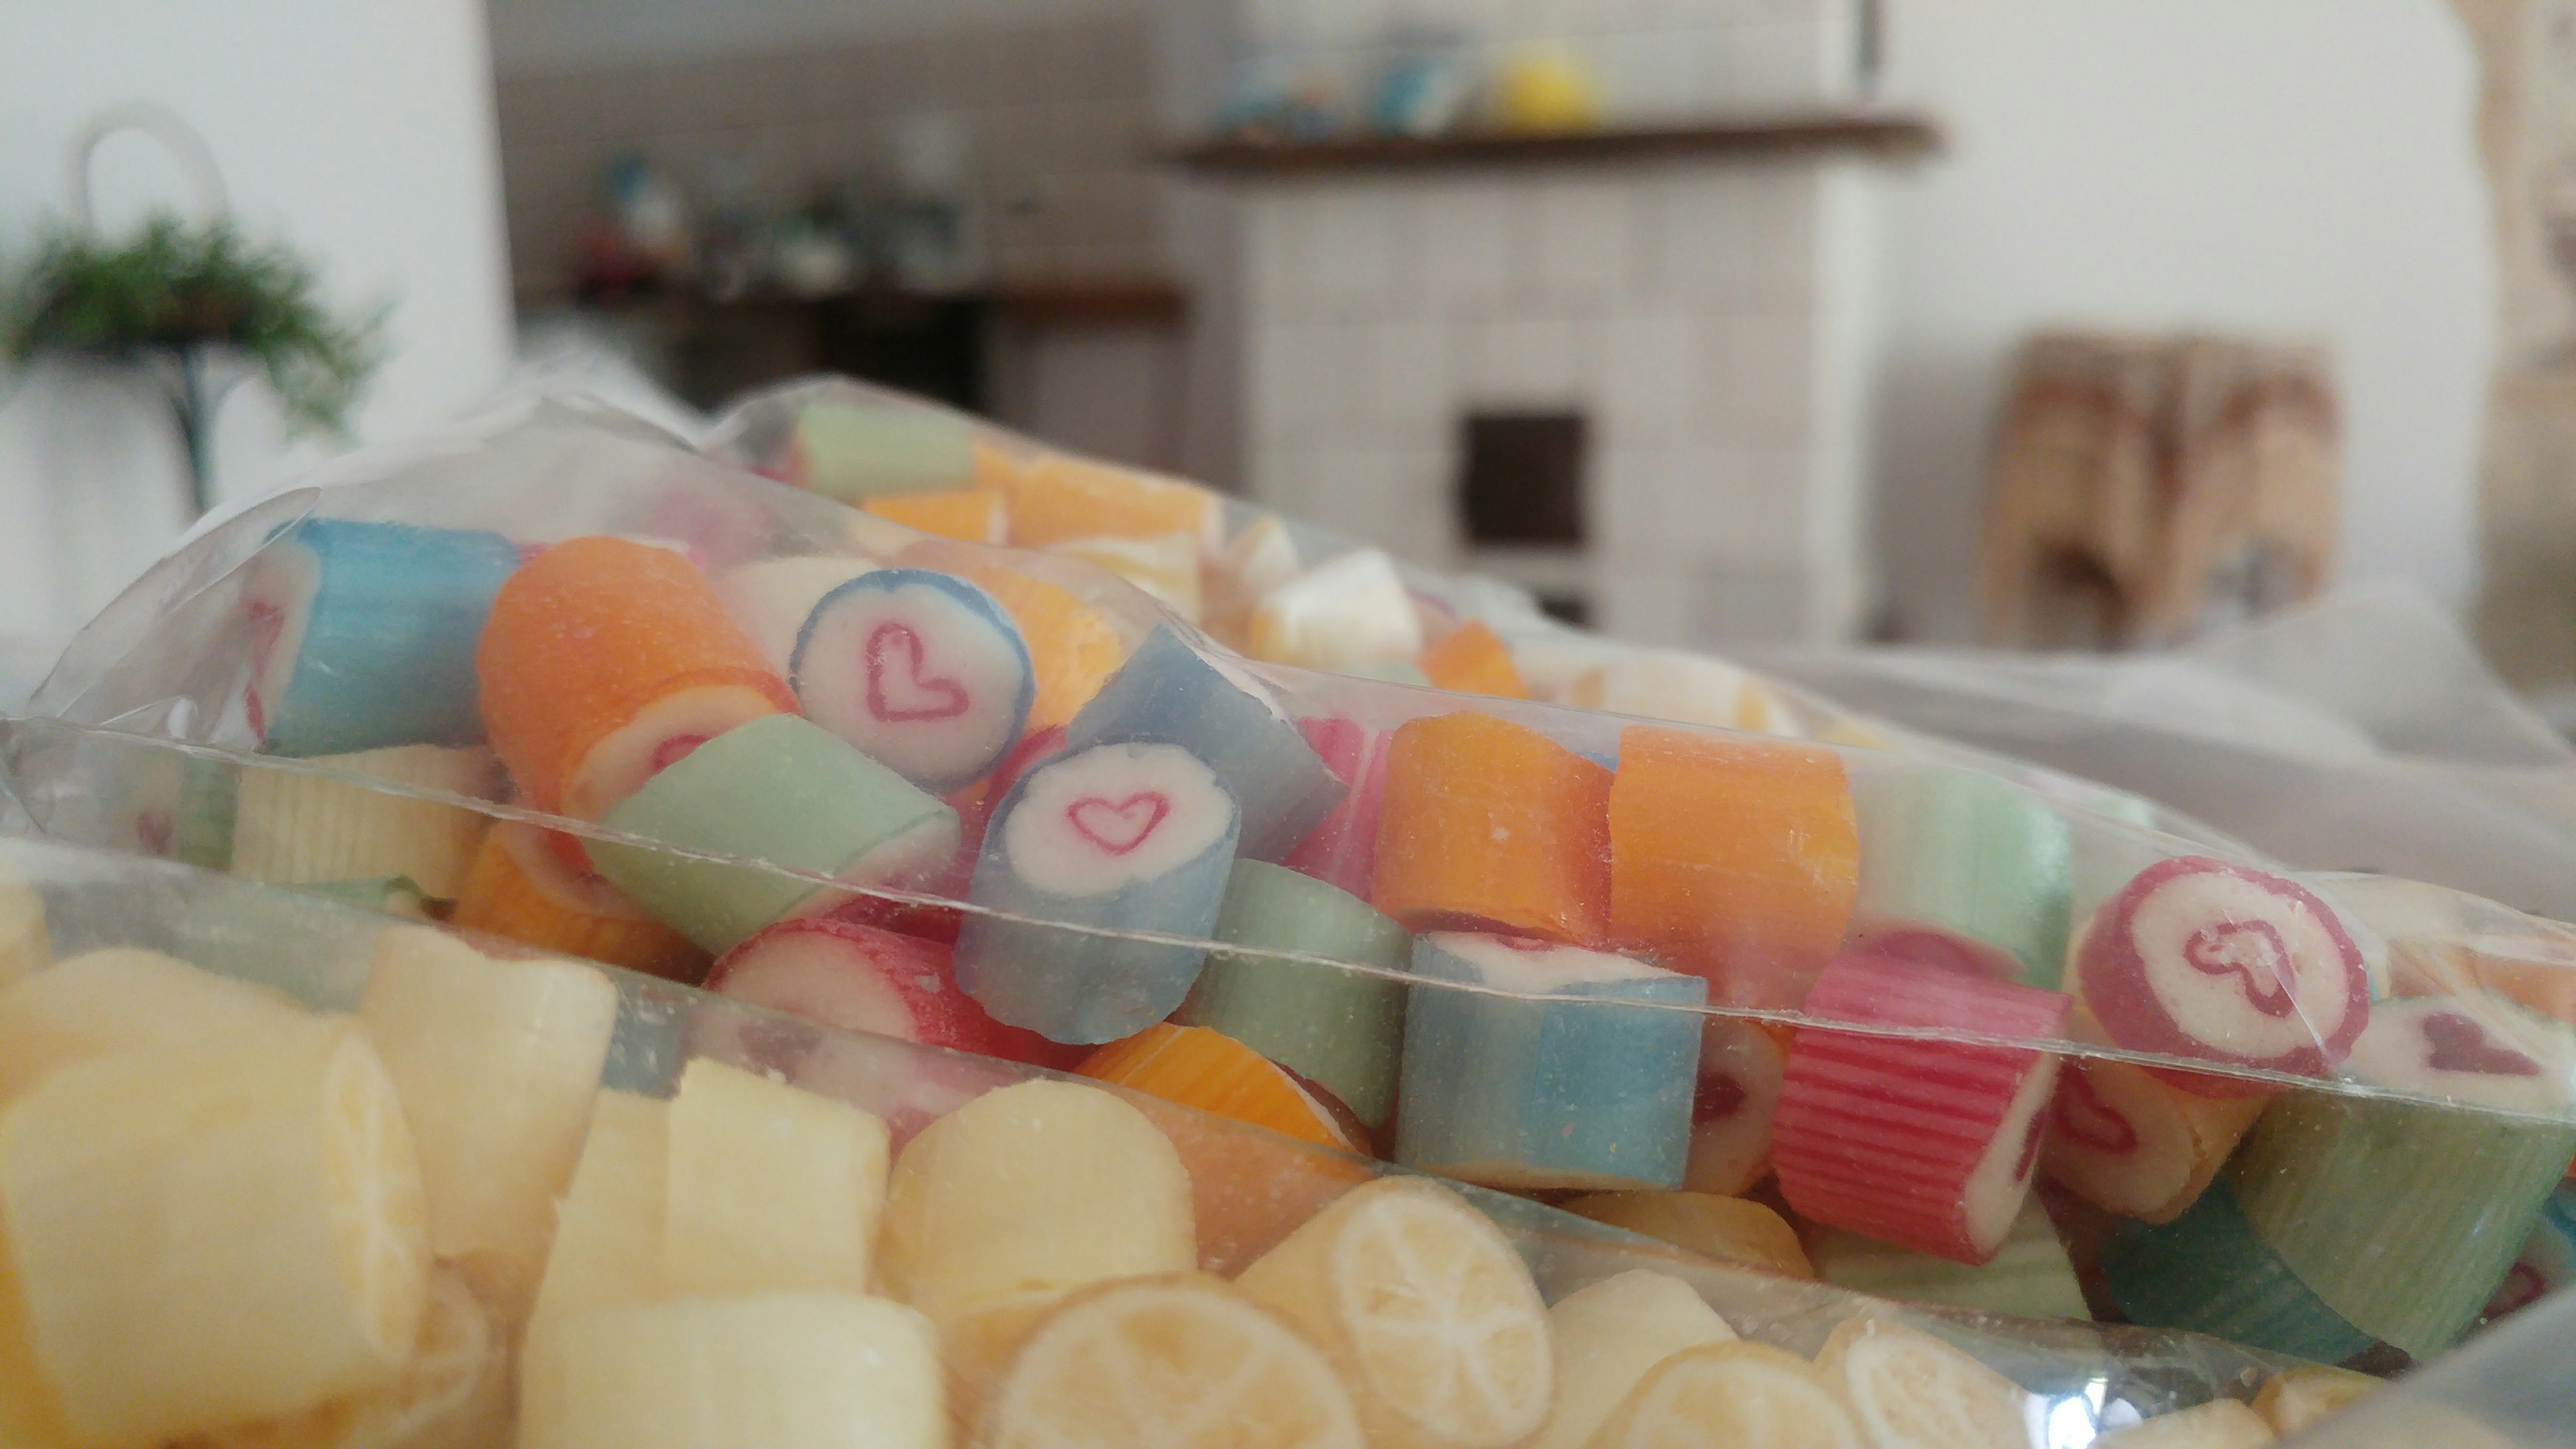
704 915 1079 1071
2074 855 2369 1092
1773 952 2071 1264
1278 716 1391 900
1682 1015 1788 1197
2041 1008 2266 1223
955 739 1241 1043
790 568 1033 795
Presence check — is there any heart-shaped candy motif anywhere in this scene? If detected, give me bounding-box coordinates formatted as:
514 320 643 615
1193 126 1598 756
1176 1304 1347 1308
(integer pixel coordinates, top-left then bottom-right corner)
1067 792 1171 855
2181 918 2298 1018
2050 1066 2141 1155
864 622 970 722
2423 1010 2543 1077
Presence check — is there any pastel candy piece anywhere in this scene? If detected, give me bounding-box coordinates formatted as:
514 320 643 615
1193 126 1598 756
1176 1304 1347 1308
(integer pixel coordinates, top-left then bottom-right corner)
951 562 1127 732
1065 626 1340 863
229 745 500 900
2074 855 2369 1089
1074 1023 1362 1152
1372 712 1611 945
2041 1009 2266 1222
714 556 877 675
1566 652 1798 736
787 400 976 500
1810 1196 2090 1322
590 714 960 953
1393 932 1704 1191
1201 513 1301 651
478 537 794 819
1851 765 2073 989
1685 1015 1788 1196
242 519 522 757
1049 533 1203 624
2231 996 2576 1356
1589 1340 1862 1449
451 821 709 983
1773 953 2070 1264
1279 716 1392 900
1177 859 1411 1131
292 877 431 919
995 451 1223 553
2093 1401 2279 1449
702 916 1075 1071
1810 1318 2033 1449
2485 1183 2575 1320
955 739 1240 1043
790 569 1034 794
2098 1177 2376 1364
1608 727 1858 1007
1245 548 1423 672
863 488 1007 544
1416 621 1528 699
129 751 237 871
1557 1190 1814 1278
1529 1270 1735 1449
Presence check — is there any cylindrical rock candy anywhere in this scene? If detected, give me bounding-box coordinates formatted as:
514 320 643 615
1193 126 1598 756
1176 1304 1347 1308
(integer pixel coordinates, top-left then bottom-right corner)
1075 1023 1363 1152
478 536 794 818
451 821 709 982
703 915 1077 1071
1809 1196 2089 1322
1565 651 1799 736
1065 626 1341 861
2098 1177 2376 1364
2485 1182 2575 1320
2041 1008 2266 1223
1201 513 1301 651
1049 533 1203 623
863 488 1007 544
996 452 1223 553
2074 855 2370 1089
590 713 961 953
1686 1015 1789 1196
1280 716 1391 899
229 745 500 900
948 560 1126 732
1244 547 1424 672
790 568 1032 793
242 519 522 757
1529 1270 1734 1449
1416 621 1529 699
1558 1190 1814 1278
712 555 875 675
2231 994 2576 1357
1373 712 1612 945
1608 727 1858 1008
1177 859 1411 1131
785 398 977 500
1395 932 1704 1191
1851 764 2073 988
1773 953 2070 1264
955 738 1240 1043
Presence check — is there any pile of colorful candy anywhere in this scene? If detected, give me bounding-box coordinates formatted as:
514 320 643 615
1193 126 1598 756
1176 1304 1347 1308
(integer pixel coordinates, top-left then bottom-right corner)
0 839 2397 1448
7 398 2574 1394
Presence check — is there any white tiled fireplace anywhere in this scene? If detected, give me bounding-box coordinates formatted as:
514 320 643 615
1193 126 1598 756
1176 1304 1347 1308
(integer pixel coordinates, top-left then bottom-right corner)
1213 2 1900 645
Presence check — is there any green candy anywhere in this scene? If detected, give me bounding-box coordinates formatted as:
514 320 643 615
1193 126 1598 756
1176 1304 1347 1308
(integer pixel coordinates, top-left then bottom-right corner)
1853 765 2072 987
792 402 975 502
168 754 239 872
1814 1197 2088 1322
592 714 958 954
2233 1090 2576 1359
1177 860 1411 1130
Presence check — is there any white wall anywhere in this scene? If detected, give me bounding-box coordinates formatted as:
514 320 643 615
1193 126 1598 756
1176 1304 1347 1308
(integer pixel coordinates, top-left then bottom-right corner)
0 0 514 640
1870 0 2493 641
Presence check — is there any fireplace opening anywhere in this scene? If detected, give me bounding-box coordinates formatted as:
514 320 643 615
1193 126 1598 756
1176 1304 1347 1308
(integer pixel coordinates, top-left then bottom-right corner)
1459 411 1587 546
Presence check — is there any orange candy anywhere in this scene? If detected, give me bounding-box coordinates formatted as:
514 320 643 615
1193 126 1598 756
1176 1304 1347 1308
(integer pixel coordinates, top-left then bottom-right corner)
1371 712 1613 947
953 564 1127 731
1608 727 1858 1006
863 489 1008 545
476 537 793 818
997 453 1222 553
1075 1024 1358 1153
1416 623 1528 700
451 821 710 984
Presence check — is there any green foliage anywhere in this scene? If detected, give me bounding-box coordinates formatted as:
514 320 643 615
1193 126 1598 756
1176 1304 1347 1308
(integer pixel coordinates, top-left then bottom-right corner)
3 213 384 435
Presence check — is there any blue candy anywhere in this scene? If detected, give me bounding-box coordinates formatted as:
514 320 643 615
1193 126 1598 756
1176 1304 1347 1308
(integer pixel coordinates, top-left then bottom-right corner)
790 568 1033 794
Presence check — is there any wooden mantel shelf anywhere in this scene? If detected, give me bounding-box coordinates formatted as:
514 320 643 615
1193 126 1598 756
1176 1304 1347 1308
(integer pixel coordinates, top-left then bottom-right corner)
1169 113 1940 176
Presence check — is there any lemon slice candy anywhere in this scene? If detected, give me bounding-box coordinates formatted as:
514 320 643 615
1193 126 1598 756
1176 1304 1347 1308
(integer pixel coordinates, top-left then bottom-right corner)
978 1273 1364 1449
1812 1318 2032 1449
1585 1340 1864 1449
205 1266 508 1449
1236 1177 1553 1449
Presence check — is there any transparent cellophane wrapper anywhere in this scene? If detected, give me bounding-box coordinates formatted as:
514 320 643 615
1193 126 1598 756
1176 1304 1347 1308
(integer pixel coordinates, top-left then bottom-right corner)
0 836 2423 1447
701 375 2228 846
9 398 2576 1405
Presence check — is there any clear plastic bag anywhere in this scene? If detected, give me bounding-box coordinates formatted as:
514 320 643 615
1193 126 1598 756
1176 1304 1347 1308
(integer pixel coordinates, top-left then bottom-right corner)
0 834 2393 1447
7 395 2573 1384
